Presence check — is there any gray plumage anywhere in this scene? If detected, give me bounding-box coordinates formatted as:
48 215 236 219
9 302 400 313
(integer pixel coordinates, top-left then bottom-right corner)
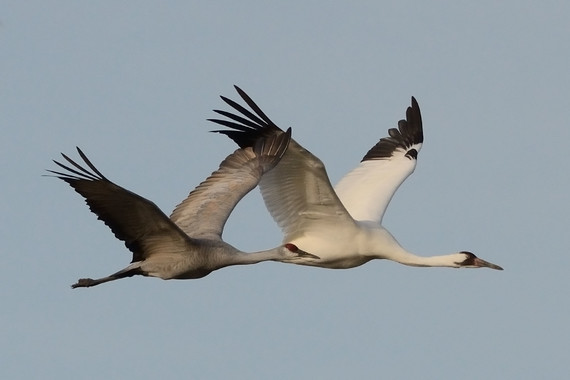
48 128 317 288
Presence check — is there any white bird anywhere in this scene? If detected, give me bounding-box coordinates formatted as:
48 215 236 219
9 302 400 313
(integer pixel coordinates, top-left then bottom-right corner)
210 86 503 271
48 128 318 288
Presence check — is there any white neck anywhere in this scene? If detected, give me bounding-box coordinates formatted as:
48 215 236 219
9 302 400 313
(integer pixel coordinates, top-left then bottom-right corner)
361 225 465 268
382 250 464 268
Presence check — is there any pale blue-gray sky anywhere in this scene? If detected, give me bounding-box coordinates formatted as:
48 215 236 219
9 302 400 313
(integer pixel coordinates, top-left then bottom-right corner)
3 1 569 378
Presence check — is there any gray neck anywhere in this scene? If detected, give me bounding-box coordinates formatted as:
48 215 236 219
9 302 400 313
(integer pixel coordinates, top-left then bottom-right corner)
218 246 284 268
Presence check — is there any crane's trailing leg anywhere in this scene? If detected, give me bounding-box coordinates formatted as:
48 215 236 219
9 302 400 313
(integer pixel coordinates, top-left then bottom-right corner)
71 263 144 288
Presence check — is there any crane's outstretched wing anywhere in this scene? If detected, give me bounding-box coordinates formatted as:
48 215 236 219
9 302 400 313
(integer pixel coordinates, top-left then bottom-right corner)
169 127 292 240
334 97 423 224
210 86 356 242
47 148 192 263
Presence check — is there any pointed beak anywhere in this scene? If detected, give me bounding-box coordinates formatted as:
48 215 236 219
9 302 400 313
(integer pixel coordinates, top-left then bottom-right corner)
474 257 503 270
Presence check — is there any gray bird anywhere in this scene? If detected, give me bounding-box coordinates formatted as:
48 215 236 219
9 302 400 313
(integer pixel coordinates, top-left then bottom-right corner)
48 127 317 288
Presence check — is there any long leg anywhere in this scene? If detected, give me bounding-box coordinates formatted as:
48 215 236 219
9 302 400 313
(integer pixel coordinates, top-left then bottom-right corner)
71 262 144 288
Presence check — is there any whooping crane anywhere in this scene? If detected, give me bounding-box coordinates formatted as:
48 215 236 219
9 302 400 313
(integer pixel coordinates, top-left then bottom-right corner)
209 86 503 271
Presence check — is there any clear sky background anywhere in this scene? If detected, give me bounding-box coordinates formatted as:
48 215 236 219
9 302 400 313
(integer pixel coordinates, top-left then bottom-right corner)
3 1 569 379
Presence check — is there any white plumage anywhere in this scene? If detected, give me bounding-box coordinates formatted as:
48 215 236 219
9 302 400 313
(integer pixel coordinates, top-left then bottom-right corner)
210 86 503 271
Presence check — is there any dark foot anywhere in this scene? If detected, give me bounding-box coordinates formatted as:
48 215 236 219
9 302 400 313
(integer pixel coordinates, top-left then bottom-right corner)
71 278 96 288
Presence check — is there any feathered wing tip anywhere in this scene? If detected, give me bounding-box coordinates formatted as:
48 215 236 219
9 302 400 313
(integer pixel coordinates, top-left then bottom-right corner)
46 147 108 182
361 96 424 162
209 85 285 148
47 148 182 265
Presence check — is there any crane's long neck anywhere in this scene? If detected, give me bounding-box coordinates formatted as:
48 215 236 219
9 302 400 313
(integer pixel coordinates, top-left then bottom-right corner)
367 226 464 268
220 247 286 267
384 250 464 268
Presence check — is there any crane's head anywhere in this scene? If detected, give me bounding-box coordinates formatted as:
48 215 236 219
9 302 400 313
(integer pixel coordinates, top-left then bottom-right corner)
455 251 503 270
282 243 320 260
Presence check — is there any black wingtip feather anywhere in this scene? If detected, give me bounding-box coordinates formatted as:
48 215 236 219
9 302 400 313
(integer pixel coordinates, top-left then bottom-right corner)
209 86 285 149
75 147 109 180
211 129 259 149
361 96 424 162
47 149 105 182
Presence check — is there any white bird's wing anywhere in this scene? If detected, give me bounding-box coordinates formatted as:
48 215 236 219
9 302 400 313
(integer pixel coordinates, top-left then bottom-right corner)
170 127 291 240
334 97 423 224
210 86 357 242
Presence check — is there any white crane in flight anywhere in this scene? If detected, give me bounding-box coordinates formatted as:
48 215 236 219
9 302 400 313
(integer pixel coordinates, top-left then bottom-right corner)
210 86 503 271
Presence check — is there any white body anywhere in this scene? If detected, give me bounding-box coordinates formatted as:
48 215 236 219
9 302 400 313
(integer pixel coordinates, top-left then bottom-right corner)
211 87 503 271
